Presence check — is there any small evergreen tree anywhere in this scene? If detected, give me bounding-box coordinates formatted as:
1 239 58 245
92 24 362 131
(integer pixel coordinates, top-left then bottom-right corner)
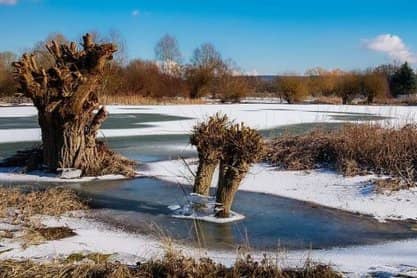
390 62 417 96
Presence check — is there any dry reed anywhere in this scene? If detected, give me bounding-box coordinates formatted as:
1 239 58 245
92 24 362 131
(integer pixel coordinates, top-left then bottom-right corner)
0 251 341 278
0 187 88 222
100 94 206 105
267 124 417 189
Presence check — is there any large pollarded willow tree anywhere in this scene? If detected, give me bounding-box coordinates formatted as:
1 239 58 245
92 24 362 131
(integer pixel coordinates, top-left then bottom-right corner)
215 123 265 218
190 114 229 196
12 33 135 177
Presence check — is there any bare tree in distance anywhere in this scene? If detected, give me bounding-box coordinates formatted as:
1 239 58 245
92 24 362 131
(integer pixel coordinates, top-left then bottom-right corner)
0 51 18 97
190 43 223 70
31 33 69 69
84 30 128 66
185 43 226 98
154 34 182 75
0 52 18 71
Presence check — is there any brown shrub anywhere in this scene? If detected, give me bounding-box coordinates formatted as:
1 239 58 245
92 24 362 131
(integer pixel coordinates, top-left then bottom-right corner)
100 59 188 99
267 124 417 189
216 75 251 103
276 76 309 104
266 130 338 170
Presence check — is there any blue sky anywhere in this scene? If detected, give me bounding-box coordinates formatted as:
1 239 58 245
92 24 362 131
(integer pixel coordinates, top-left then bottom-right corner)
1 0 417 74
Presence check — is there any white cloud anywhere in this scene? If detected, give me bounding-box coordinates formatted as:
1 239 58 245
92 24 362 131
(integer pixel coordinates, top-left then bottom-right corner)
131 10 139 17
0 0 17 5
364 34 416 63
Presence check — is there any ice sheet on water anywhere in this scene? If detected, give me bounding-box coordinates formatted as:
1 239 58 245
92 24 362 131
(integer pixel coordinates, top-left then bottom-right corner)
168 193 245 224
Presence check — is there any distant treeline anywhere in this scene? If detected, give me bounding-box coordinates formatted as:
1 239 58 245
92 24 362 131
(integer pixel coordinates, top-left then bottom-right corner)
1 32 417 104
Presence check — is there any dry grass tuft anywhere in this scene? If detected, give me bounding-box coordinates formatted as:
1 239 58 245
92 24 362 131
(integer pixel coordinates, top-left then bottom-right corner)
0 230 13 239
309 96 343 105
267 124 417 190
66 252 112 264
92 141 137 177
21 226 76 248
0 259 124 278
32 226 76 241
373 178 409 193
0 187 88 222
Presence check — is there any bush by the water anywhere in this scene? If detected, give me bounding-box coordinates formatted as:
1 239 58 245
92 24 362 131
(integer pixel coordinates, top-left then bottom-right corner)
266 124 417 189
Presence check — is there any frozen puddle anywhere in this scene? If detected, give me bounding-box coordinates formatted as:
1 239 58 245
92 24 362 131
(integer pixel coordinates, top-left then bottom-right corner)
169 193 245 224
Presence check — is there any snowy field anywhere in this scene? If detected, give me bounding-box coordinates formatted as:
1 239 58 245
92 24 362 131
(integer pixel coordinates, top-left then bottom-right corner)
1 103 417 276
0 103 416 143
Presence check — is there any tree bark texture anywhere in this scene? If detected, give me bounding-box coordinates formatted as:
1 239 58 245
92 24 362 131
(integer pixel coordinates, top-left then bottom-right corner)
193 160 217 196
215 160 249 218
12 34 135 176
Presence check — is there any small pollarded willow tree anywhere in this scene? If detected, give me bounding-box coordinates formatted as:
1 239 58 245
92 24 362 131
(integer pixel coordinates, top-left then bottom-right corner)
190 114 229 196
11 33 135 176
215 123 265 218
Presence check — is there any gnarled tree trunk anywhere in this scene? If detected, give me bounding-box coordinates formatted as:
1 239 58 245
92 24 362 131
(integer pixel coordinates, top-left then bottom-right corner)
12 34 135 176
193 160 217 196
214 123 265 218
215 160 249 218
190 114 228 196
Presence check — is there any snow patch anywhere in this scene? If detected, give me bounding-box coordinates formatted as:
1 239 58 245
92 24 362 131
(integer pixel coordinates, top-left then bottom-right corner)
0 168 138 183
1 103 416 143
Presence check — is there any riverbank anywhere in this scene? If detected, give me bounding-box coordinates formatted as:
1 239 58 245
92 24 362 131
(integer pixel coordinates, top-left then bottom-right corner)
0 199 416 276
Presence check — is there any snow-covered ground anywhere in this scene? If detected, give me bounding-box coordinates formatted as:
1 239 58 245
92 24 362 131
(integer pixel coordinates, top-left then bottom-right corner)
0 104 416 143
1 214 417 277
0 168 134 183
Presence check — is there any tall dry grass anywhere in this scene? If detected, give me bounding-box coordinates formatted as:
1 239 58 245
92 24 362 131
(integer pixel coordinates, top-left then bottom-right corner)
0 251 341 278
100 94 206 105
267 124 417 189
